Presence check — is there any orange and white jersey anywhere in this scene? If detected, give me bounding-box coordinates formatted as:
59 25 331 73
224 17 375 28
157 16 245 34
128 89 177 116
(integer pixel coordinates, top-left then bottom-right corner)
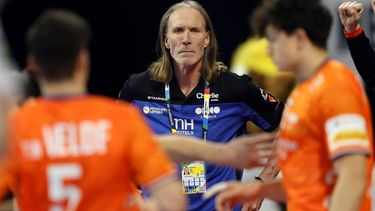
0 95 176 211
278 59 373 211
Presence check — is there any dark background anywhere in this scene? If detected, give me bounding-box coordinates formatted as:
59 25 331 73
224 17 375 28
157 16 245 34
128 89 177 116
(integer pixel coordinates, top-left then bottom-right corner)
1 0 260 98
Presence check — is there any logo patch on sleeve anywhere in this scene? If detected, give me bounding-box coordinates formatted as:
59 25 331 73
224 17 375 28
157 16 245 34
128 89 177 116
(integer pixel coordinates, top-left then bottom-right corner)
260 88 277 102
325 114 369 154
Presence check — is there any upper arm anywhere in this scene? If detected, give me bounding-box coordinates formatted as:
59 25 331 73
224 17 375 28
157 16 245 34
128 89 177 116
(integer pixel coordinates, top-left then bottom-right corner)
333 154 368 177
243 76 284 131
346 32 375 90
321 72 372 161
147 180 186 211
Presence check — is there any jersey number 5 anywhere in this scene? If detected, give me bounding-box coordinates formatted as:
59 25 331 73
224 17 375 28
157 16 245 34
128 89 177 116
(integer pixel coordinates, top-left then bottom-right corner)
47 164 82 211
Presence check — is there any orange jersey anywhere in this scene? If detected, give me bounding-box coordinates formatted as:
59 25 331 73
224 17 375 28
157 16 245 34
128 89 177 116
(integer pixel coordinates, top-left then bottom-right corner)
0 95 176 211
278 60 373 211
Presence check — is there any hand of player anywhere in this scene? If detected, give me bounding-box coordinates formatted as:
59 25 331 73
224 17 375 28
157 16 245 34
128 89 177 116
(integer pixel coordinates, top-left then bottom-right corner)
338 1 363 32
241 198 264 211
241 178 264 211
222 133 276 169
203 181 263 211
203 182 262 211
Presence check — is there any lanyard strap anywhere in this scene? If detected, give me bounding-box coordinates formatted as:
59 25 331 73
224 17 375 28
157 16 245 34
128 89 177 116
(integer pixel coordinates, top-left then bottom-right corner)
164 82 210 141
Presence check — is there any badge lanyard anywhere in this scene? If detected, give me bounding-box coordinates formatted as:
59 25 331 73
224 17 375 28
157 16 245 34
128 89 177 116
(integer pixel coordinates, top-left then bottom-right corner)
164 81 210 194
164 81 210 141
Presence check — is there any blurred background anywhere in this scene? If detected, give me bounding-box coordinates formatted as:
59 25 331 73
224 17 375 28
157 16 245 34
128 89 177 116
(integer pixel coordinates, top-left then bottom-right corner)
1 0 374 98
0 0 262 98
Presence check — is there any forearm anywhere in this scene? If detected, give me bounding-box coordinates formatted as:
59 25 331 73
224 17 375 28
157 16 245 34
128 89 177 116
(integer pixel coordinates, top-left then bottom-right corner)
259 180 286 202
346 30 375 89
258 157 279 181
150 180 186 211
241 155 278 184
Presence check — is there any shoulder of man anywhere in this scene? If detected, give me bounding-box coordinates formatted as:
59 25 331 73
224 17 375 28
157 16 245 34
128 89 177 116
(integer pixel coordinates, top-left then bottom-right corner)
119 70 163 101
214 70 253 90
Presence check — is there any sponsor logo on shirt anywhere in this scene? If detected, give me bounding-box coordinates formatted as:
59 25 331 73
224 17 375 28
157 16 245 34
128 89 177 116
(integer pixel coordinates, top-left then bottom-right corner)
195 106 220 118
277 138 299 159
280 111 299 129
260 88 277 102
142 106 167 115
174 118 194 135
333 131 367 143
147 96 166 101
195 106 220 115
325 114 369 154
196 92 220 102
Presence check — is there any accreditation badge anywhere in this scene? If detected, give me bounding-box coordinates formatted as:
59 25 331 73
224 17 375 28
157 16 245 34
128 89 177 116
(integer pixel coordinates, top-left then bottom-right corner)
181 161 206 194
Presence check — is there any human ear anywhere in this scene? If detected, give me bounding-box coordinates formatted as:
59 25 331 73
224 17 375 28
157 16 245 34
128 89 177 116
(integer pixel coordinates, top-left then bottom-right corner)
204 32 210 48
164 36 170 49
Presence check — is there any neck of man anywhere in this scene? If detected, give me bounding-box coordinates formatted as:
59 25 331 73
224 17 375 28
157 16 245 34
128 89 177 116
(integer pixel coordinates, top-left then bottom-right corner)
174 64 202 97
295 47 328 82
40 79 87 97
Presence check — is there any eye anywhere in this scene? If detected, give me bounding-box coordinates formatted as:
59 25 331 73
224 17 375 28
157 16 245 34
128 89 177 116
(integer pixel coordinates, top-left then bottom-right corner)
190 27 201 33
173 27 184 33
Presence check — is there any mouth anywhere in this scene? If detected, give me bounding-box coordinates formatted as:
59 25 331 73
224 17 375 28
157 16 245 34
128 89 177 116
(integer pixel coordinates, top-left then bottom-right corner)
179 50 195 54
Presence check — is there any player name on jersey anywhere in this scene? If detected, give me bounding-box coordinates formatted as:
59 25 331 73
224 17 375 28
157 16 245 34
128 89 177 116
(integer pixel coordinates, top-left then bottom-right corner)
20 119 112 160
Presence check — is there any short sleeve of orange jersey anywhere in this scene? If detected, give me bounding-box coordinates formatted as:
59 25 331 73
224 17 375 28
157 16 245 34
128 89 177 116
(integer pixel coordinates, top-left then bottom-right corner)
124 105 176 191
319 66 372 159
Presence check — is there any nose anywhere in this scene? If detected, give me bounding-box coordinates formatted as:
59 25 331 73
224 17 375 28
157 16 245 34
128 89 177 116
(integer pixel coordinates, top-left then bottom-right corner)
182 31 191 45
